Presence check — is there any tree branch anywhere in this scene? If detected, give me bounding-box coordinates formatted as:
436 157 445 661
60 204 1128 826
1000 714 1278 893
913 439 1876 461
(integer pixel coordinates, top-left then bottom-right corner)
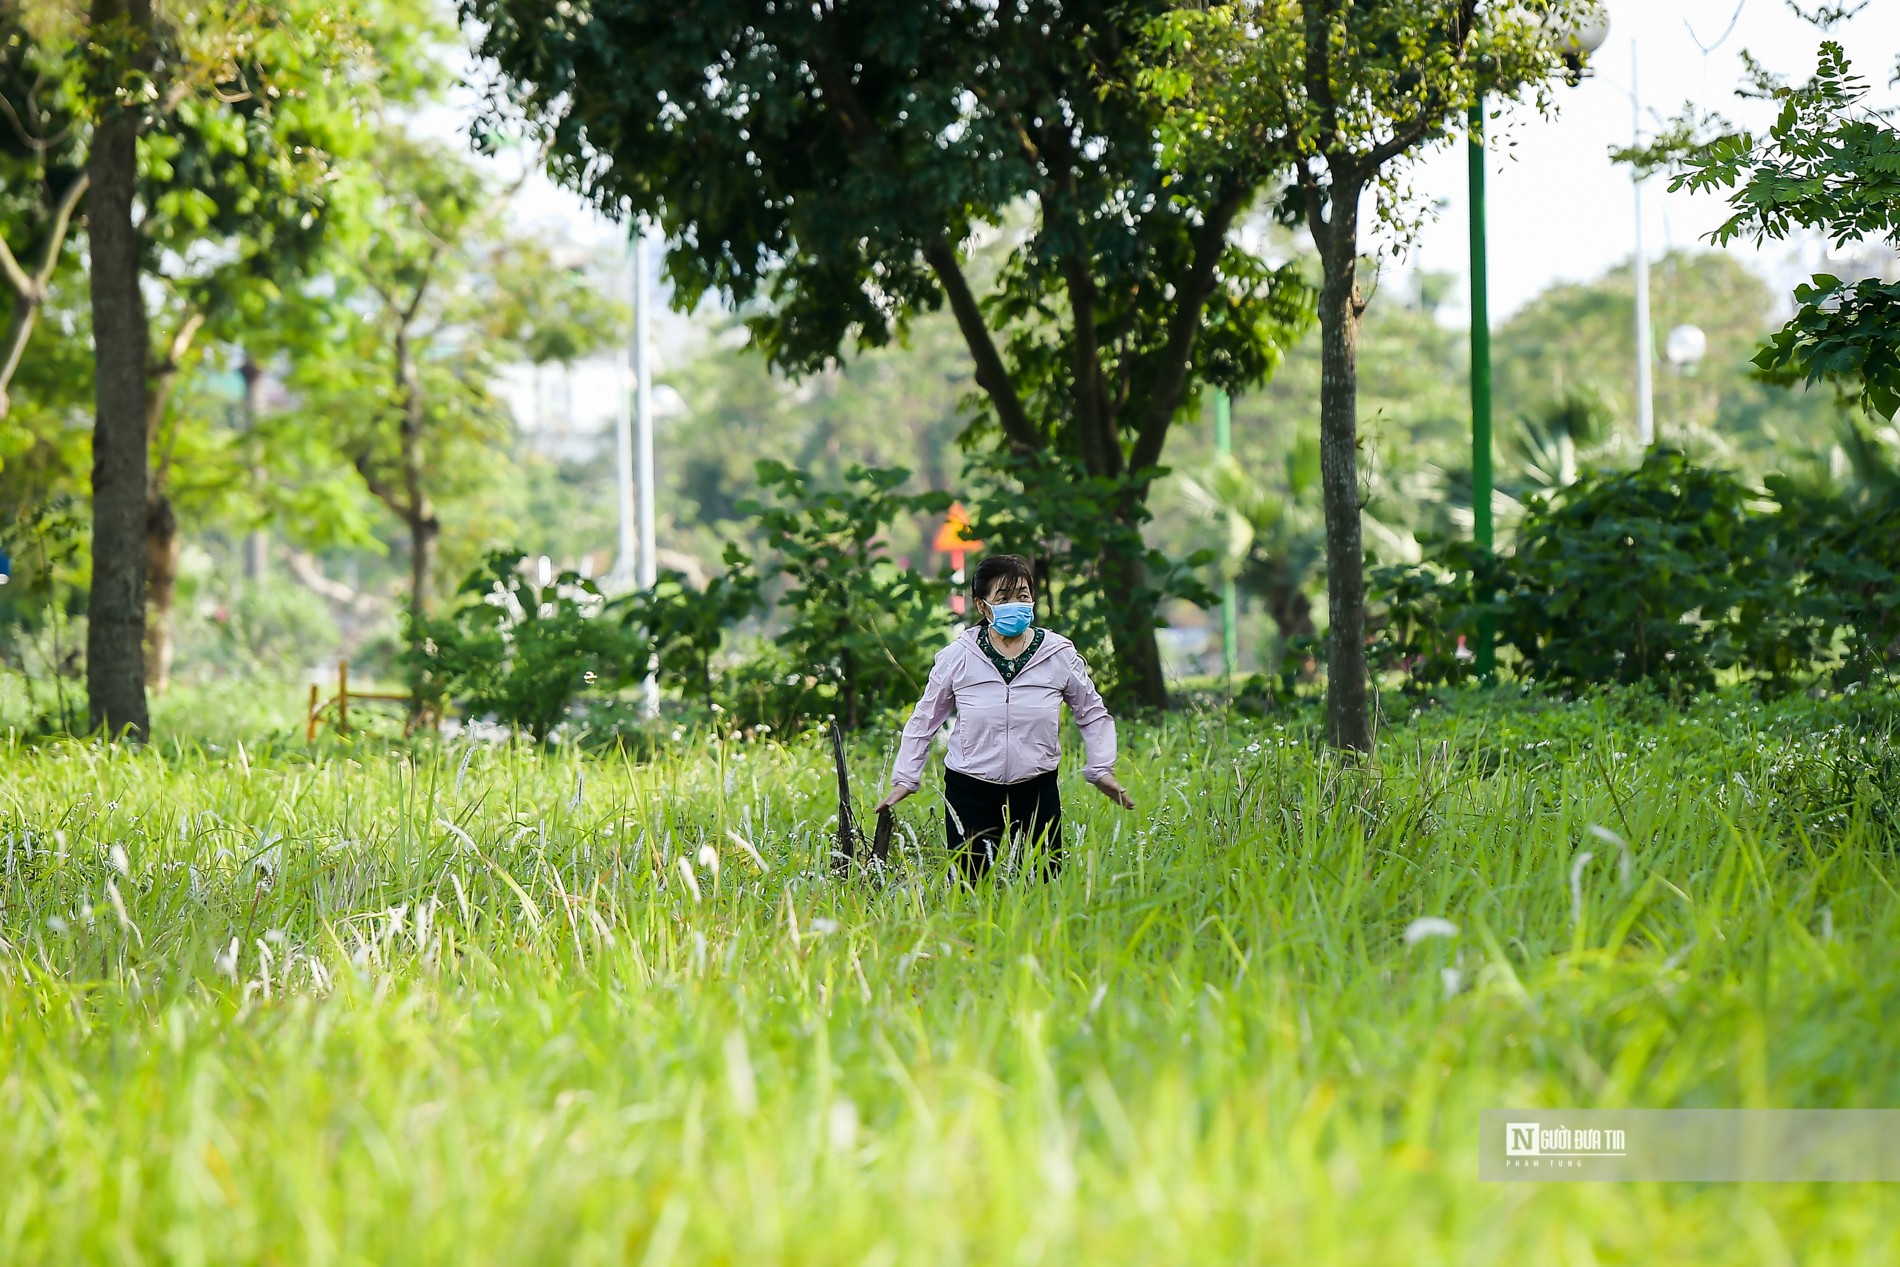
147 308 206 491
35 172 89 288
0 232 32 299
284 546 368 608
1356 0 1478 172
353 452 411 519
1303 0 1343 161
1125 183 1249 478
921 240 1041 453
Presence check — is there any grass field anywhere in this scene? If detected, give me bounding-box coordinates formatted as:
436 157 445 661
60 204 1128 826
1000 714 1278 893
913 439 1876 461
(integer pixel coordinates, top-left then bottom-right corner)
3 687 1899 1264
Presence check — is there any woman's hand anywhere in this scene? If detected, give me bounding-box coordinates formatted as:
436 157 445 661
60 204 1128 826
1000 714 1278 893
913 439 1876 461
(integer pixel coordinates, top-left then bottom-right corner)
1092 775 1135 810
872 785 914 813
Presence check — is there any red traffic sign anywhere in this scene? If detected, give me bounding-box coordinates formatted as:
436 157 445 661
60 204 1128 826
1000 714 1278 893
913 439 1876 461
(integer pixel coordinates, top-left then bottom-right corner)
933 502 982 553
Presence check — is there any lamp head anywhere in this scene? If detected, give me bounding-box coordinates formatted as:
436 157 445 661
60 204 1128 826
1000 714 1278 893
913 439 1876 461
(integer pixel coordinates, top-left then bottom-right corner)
1555 9 1610 85
1664 324 1708 368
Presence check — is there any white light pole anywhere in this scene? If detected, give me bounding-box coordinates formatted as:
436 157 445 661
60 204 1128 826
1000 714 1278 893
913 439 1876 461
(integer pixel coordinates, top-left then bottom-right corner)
631 224 660 715
1631 40 1656 448
611 279 637 591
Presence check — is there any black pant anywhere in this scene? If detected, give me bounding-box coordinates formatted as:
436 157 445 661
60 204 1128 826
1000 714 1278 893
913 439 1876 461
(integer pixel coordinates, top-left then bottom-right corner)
943 766 1063 883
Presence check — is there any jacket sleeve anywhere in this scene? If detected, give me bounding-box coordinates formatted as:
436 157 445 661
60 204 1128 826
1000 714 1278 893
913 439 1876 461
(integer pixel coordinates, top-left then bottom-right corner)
1060 646 1118 785
889 651 957 794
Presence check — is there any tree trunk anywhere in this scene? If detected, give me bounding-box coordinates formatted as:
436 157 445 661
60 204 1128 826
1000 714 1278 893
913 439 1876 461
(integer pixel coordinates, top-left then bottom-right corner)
84 0 153 740
144 492 179 694
1315 212 1372 753
1100 528 1167 709
242 354 269 580
140 316 201 699
407 508 439 629
396 328 439 625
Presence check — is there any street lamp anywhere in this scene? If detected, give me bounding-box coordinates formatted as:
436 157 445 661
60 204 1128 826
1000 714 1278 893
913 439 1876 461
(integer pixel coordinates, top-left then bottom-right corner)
1469 6 1608 678
1664 323 1707 371
1557 14 1611 85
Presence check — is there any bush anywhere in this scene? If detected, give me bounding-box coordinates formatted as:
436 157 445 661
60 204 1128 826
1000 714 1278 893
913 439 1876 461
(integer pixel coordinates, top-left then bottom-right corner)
0 498 88 733
741 461 956 730
1372 449 1899 695
1766 470 1900 688
403 551 648 742
180 576 340 680
615 543 762 710
1503 451 1789 691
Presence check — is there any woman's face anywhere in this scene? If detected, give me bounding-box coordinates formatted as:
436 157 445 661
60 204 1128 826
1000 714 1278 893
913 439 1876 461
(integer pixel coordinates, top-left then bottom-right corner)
978 574 1034 623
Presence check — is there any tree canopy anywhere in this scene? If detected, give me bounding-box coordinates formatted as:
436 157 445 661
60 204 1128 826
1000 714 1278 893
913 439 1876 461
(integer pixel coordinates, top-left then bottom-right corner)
463 0 1317 707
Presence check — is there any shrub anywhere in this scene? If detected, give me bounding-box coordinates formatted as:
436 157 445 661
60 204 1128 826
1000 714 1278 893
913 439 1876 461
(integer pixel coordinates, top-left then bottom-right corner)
1372 450 1839 694
616 543 762 710
1766 471 1900 689
1503 451 1788 691
741 461 956 730
402 551 648 742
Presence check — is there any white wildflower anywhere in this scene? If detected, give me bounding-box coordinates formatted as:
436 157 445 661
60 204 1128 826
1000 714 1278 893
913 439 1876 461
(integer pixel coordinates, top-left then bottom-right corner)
1403 917 1459 947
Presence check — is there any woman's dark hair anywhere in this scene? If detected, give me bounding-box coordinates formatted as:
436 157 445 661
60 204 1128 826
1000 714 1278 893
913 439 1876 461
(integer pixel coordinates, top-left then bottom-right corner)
970 553 1035 618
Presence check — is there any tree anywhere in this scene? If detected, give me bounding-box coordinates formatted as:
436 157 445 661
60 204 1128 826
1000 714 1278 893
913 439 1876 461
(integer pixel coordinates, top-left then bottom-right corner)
289 135 620 627
132 0 431 693
67 0 425 731
82 0 158 738
0 8 88 422
1672 42 1900 422
463 0 1315 710
1140 0 1587 749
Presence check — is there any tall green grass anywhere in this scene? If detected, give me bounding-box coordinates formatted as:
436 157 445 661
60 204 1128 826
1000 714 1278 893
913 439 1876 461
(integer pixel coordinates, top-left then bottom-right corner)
1 690 1897 1264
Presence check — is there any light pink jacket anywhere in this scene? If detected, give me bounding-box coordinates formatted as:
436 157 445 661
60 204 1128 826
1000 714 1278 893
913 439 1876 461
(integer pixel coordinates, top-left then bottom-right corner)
888 625 1118 793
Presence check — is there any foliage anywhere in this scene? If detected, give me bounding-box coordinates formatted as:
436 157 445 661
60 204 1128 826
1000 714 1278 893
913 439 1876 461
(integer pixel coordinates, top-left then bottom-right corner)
1503 453 1796 690
616 544 762 710
1374 449 1900 694
0 496 88 732
1673 42 1900 420
402 550 646 742
179 575 341 683
0 4 88 423
463 0 1318 707
1763 424 1900 688
1367 538 1501 691
740 461 955 731
280 133 622 620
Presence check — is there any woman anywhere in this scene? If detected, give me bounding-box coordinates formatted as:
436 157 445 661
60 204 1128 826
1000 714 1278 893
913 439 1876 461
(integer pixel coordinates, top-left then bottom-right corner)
873 553 1134 881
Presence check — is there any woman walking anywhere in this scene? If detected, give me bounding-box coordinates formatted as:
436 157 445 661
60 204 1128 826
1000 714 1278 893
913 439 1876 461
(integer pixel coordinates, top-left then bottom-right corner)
873 553 1134 882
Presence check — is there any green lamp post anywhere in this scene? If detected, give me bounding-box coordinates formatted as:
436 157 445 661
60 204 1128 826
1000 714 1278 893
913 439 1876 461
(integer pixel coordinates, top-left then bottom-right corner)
1468 99 1496 678
1215 387 1237 683
1467 10 1608 679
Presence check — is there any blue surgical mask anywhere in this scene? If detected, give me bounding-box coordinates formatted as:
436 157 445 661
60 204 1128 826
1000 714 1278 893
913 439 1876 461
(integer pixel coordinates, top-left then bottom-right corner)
987 601 1033 637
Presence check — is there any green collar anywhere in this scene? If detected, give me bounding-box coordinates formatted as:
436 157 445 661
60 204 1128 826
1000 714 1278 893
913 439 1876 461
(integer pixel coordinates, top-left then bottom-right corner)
977 625 1044 683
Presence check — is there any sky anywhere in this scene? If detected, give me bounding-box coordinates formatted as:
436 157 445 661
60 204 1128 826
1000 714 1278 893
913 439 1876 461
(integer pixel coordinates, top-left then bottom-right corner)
1400 0 1899 322
457 0 1900 444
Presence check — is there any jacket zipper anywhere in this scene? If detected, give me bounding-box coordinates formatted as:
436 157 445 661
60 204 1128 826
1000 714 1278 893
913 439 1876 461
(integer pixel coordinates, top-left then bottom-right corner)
984 632 1048 787
1003 677 1012 784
